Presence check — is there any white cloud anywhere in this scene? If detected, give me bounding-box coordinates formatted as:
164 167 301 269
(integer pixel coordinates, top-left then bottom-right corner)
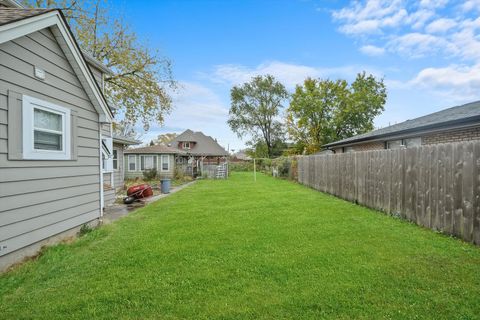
425 18 457 33
211 62 322 88
410 63 480 101
332 0 480 62
208 61 381 88
165 81 228 129
387 32 458 58
461 0 480 12
333 0 407 35
360 44 385 56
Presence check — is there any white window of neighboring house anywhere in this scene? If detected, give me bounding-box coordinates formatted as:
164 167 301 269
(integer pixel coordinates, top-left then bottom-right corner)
386 140 403 149
140 155 156 170
344 146 354 153
112 149 118 170
183 142 190 149
128 155 136 171
404 137 422 148
161 155 169 171
22 95 71 160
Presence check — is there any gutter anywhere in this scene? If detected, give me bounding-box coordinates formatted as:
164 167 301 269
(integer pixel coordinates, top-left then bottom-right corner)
323 117 480 149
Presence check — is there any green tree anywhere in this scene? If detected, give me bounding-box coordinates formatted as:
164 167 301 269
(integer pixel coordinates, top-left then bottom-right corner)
153 133 178 145
25 0 177 130
228 75 289 158
287 72 386 154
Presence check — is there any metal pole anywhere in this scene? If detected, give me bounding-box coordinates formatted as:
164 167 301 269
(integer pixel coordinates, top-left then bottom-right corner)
254 158 256 182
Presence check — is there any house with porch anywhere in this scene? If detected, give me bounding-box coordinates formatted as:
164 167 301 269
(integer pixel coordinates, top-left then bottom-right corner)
123 144 182 179
169 129 229 178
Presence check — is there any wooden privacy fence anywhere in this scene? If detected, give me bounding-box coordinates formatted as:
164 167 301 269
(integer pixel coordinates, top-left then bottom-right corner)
297 141 480 245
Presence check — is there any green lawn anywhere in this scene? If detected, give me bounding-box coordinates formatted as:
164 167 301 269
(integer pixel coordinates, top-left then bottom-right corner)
1 173 480 319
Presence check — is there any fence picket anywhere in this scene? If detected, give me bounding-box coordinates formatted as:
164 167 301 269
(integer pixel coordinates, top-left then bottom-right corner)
295 141 480 245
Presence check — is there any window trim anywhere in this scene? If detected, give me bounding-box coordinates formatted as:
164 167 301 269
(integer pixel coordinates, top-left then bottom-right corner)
22 95 71 160
161 154 169 172
140 155 156 171
183 141 190 149
112 149 118 171
128 155 137 171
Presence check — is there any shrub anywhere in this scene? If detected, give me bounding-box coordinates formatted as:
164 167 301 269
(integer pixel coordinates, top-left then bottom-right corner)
174 166 185 180
143 168 157 180
229 162 254 172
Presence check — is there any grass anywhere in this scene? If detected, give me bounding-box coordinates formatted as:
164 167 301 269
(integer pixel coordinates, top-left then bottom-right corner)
1 172 480 319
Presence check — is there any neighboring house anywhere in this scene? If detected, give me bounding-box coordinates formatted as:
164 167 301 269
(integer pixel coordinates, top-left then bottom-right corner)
324 101 480 153
100 133 140 206
124 144 181 179
230 150 251 162
112 134 140 189
169 129 229 177
0 6 116 270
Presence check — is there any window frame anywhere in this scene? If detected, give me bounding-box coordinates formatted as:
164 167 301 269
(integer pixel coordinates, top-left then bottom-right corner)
161 154 169 172
128 155 137 171
112 149 118 171
140 155 156 171
183 142 190 149
22 95 71 160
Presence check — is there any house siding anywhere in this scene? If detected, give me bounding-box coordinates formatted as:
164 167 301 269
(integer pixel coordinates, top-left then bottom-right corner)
113 143 125 189
124 153 175 179
0 28 103 263
331 126 480 153
422 126 480 145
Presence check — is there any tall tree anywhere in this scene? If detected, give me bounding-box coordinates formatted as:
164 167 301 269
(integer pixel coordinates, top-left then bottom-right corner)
153 133 177 145
228 75 289 158
286 72 386 154
25 0 177 130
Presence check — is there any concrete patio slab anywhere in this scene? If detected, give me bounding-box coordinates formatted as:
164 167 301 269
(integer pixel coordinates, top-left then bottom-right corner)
102 181 196 224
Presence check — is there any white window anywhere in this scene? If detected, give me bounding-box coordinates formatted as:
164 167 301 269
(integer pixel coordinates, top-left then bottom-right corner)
183 142 190 149
112 149 118 170
128 155 136 171
140 155 156 170
161 155 169 171
404 137 422 148
344 146 354 153
386 140 403 149
22 95 71 160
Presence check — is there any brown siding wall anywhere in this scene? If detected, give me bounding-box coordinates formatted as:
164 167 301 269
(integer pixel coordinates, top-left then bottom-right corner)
423 127 480 145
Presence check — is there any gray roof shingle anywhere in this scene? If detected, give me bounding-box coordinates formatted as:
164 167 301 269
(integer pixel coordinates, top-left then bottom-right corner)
171 130 228 156
0 8 54 26
324 100 480 147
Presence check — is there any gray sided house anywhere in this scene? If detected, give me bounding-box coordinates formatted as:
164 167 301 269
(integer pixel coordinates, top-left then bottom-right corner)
170 129 229 177
124 144 181 180
324 101 480 153
0 6 116 270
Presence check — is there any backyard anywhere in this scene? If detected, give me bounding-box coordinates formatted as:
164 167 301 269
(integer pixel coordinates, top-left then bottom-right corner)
1 172 479 319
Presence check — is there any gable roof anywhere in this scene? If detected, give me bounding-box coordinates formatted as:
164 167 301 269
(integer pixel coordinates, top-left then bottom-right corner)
171 130 228 156
0 8 52 24
0 8 113 122
124 144 184 155
324 100 480 148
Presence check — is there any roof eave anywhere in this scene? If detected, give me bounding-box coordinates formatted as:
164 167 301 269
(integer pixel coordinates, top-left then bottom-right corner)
0 10 114 122
323 117 480 149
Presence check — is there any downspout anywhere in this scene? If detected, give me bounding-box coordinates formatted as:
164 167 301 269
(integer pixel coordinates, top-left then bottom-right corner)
110 123 114 187
99 116 104 216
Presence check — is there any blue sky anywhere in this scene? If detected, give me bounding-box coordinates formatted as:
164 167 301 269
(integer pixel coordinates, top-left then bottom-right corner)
111 0 480 151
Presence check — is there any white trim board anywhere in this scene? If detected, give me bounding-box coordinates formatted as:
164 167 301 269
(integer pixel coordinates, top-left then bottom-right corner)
0 10 113 123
